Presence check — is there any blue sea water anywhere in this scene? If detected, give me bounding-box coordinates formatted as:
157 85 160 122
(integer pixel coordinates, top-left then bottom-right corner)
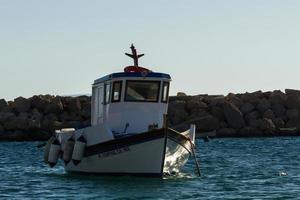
1 137 300 200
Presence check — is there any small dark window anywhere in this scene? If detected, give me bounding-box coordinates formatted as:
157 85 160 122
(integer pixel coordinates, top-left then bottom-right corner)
125 81 160 102
162 82 170 103
104 84 110 104
112 81 122 102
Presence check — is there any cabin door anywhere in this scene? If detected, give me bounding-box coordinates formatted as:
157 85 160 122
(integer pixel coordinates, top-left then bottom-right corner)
97 85 104 124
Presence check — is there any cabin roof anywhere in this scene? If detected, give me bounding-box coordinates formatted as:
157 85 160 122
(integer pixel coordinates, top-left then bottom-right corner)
94 72 171 84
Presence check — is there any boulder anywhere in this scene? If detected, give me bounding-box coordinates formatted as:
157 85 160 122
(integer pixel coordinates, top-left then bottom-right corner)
240 102 255 114
217 128 237 137
285 89 300 96
286 109 299 119
41 114 58 130
258 118 276 131
0 99 8 111
168 100 189 125
247 118 260 128
209 96 225 107
185 98 208 113
245 111 260 122
227 93 242 108
220 121 228 128
0 112 18 130
31 109 43 121
256 98 271 113
177 92 187 97
210 106 225 121
240 92 260 106
271 103 286 118
269 90 286 105
16 113 30 130
29 95 49 112
285 118 300 129
64 98 82 112
223 102 245 129
189 109 211 119
263 109 275 119
28 119 41 130
285 95 300 109
273 118 285 128
12 97 31 113
188 115 219 132
44 98 63 114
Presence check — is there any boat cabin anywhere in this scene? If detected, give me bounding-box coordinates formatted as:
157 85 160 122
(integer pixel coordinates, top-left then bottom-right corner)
91 45 171 135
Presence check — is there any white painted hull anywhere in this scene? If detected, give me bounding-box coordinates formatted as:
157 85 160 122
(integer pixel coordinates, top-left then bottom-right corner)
65 137 166 176
53 127 195 177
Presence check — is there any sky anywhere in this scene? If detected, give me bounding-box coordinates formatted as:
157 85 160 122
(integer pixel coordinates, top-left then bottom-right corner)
1 0 300 100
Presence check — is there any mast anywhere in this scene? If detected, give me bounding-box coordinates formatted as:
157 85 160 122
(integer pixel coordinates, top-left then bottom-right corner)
125 44 144 67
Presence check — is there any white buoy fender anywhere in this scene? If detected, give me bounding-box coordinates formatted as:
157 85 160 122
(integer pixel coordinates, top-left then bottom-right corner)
63 137 75 165
48 138 61 168
72 135 86 166
44 136 56 164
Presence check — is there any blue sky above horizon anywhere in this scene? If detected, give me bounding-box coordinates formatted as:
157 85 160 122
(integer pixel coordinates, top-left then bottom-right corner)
1 0 300 100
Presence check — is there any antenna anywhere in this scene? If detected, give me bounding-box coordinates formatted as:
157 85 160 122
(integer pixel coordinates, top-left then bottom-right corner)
125 44 144 67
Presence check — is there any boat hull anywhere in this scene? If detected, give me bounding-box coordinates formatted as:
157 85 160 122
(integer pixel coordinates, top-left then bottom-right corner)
61 129 193 177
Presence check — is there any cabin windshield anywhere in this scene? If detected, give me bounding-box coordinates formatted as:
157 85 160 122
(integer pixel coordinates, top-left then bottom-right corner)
125 81 160 102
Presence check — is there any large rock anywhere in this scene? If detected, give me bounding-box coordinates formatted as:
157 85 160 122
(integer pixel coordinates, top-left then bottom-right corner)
210 106 225 121
188 115 219 132
12 97 31 113
269 90 286 105
240 102 255 114
273 118 285 128
31 109 43 121
168 100 189 125
227 93 242 108
209 96 225 107
177 92 187 97
271 103 286 118
64 97 82 113
245 111 260 122
285 89 300 96
0 99 8 111
285 118 300 129
223 102 245 129
263 109 275 119
16 113 30 130
44 97 63 114
285 95 300 109
185 97 208 114
0 112 18 130
41 114 58 130
286 109 299 119
240 92 261 106
29 95 49 112
258 118 276 131
256 98 271 113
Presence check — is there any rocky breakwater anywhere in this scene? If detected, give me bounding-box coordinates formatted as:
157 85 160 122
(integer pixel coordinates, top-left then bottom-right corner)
0 95 91 141
1 89 300 141
168 89 300 137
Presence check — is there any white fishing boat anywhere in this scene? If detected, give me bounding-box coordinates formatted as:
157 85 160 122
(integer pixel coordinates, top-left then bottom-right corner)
44 45 200 177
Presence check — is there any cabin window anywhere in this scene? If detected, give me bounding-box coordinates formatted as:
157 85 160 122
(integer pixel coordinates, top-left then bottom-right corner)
104 84 110 104
112 81 122 102
125 81 160 102
162 82 170 103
